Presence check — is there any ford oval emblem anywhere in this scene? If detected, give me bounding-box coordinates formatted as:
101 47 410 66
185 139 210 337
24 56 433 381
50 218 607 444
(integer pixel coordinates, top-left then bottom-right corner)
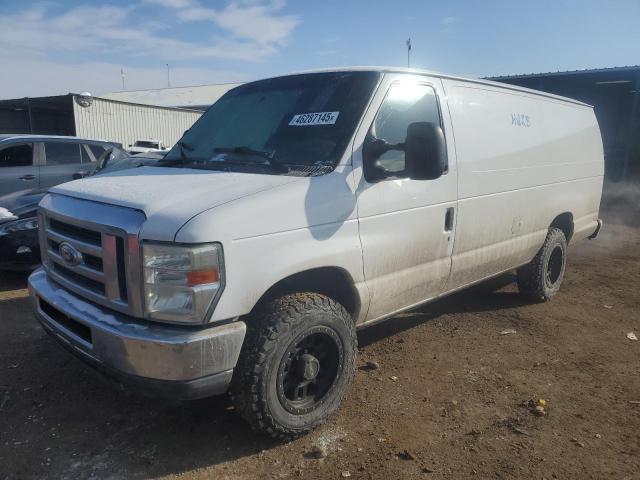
59 242 83 267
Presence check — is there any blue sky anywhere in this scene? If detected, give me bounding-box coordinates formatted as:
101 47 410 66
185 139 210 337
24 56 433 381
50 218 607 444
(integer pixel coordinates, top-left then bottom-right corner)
0 0 639 98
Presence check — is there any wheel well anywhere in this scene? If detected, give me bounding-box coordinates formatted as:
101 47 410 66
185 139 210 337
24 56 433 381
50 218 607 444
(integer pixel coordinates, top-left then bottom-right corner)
251 267 361 320
550 212 574 242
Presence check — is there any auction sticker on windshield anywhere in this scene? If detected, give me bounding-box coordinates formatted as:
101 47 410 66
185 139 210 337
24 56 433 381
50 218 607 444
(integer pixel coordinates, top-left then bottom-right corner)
289 111 340 126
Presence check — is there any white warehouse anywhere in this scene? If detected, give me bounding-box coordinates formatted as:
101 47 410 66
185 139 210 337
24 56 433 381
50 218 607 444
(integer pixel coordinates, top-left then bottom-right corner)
0 93 203 149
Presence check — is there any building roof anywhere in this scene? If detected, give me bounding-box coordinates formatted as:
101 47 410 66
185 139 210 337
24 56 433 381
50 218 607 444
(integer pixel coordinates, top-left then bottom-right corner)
487 65 640 80
102 82 242 109
0 93 205 113
0 134 121 145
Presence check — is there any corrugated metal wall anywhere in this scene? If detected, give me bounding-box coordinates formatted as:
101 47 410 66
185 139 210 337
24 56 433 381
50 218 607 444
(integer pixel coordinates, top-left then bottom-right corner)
72 96 202 149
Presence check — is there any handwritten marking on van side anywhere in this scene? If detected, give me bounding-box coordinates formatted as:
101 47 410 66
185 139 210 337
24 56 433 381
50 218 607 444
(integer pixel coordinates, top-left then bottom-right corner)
289 111 340 126
511 114 531 127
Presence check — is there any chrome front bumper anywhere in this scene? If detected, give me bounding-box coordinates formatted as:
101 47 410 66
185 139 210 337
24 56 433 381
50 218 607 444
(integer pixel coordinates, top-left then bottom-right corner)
28 268 246 400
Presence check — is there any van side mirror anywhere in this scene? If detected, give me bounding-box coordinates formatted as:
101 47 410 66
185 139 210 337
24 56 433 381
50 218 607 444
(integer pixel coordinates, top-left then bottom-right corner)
404 122 447 181
97 148 113 171
362 122 447 182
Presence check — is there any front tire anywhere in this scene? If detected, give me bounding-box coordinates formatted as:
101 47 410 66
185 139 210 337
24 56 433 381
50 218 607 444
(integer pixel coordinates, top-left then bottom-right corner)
230 293 357 440
517 227 567 301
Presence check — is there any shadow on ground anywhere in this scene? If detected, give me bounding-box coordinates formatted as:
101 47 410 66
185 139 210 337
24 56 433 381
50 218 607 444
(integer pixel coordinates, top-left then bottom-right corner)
358 273 526 347
0 270 534 479
0 270 30 293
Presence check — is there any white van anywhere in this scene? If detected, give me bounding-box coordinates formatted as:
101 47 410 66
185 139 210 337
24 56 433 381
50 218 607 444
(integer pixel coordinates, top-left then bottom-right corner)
28 67 603 439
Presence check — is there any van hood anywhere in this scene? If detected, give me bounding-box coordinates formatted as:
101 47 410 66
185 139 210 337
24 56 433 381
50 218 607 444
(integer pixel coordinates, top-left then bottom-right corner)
50 166 302 241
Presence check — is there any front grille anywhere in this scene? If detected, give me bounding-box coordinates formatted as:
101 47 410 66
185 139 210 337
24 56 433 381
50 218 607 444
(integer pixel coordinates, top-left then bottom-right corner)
53 263 106 295
82 253 103 272
49 238 103 271
39 199 144 317
38 195 145 317
115 237 128 302
49 218 102 245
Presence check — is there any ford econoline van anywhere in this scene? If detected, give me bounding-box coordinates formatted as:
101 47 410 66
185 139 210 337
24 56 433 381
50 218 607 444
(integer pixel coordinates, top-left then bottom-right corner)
28 68 603 439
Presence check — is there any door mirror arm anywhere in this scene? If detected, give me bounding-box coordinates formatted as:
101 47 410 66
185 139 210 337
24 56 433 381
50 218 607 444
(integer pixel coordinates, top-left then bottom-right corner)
363 136 407 181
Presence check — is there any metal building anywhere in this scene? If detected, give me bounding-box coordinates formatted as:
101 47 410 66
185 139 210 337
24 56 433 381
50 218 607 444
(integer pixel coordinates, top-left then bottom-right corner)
488 66 640 182
102 82 242 110
0 94 202 149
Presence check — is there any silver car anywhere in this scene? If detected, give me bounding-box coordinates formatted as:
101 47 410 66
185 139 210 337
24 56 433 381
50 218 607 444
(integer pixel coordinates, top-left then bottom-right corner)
0 135 126 196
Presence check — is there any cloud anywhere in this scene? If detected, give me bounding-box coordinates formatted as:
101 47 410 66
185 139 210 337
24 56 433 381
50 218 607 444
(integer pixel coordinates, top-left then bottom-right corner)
143 0 197 8
0 58 248 99
0 2 298 62
141 0 298 49
172 1 299 48
440 16 458 34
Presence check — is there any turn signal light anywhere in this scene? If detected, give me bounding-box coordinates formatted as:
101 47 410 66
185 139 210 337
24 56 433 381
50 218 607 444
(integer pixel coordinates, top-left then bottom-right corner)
187 269 220 286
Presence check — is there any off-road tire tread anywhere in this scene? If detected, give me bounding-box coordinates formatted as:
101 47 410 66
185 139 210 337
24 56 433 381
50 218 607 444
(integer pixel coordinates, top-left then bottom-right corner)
517 227 566 302
230 292 356 441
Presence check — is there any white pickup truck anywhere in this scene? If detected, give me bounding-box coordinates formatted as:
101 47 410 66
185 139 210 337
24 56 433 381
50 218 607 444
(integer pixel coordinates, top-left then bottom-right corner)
127 139 168 155
29 67 603 439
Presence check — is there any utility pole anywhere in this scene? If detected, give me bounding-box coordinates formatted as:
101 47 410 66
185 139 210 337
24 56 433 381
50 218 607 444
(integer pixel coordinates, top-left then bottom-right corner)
121 68 126 90
166 64 171 88
406 38 412 68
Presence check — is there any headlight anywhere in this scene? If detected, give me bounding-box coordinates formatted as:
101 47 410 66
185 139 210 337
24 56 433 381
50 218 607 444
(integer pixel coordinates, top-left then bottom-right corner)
0 217 38 235
142 243 224 324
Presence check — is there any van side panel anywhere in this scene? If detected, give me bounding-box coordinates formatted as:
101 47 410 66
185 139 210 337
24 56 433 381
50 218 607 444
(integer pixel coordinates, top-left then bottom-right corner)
442 80 604 290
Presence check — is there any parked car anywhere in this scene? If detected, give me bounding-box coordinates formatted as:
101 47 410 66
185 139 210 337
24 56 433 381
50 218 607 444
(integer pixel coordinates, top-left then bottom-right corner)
28 68 604 439
0 151 161 270
0 135 129 197
128 139 168 154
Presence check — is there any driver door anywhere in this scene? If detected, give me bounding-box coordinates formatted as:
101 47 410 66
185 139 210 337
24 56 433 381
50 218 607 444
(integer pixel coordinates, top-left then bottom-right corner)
352 74 458 322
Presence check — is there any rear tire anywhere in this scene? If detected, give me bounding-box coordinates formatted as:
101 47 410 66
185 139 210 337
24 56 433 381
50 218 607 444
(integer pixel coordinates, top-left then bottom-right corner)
517 227 567 301
230 293 357 440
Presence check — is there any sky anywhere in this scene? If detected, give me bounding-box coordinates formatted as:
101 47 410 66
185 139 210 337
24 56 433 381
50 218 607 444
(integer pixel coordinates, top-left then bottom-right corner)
0 0 639 99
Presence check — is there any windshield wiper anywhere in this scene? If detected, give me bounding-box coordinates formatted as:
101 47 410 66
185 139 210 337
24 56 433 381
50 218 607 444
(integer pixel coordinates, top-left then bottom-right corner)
156 141 194 167
213 146 287 172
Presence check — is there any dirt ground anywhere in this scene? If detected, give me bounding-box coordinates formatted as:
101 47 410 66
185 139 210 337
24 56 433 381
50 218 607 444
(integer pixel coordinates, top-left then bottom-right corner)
1 192 639 479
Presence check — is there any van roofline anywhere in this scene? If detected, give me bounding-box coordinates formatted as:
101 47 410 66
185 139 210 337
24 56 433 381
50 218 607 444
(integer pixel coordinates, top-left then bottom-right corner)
249 66 593 108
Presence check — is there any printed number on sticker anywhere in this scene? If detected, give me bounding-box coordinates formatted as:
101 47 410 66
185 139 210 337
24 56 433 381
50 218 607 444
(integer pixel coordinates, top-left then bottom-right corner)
289 111 340 126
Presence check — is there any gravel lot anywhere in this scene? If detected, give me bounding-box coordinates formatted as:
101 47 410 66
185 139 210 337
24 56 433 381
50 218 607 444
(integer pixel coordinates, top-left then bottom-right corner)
1 191 639 480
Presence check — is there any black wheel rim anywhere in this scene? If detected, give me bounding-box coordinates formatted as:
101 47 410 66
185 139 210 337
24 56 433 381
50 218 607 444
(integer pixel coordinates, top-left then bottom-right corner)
546 245 564 286
276 326 343 415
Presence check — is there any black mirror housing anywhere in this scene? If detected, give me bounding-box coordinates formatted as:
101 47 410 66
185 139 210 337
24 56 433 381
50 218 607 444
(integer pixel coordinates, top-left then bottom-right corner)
363 122 447 183
404 122 447 181
362 136 408 182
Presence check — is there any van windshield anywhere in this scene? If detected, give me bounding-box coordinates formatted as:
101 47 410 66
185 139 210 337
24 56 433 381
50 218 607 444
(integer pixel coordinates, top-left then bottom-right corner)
161 71 380 176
